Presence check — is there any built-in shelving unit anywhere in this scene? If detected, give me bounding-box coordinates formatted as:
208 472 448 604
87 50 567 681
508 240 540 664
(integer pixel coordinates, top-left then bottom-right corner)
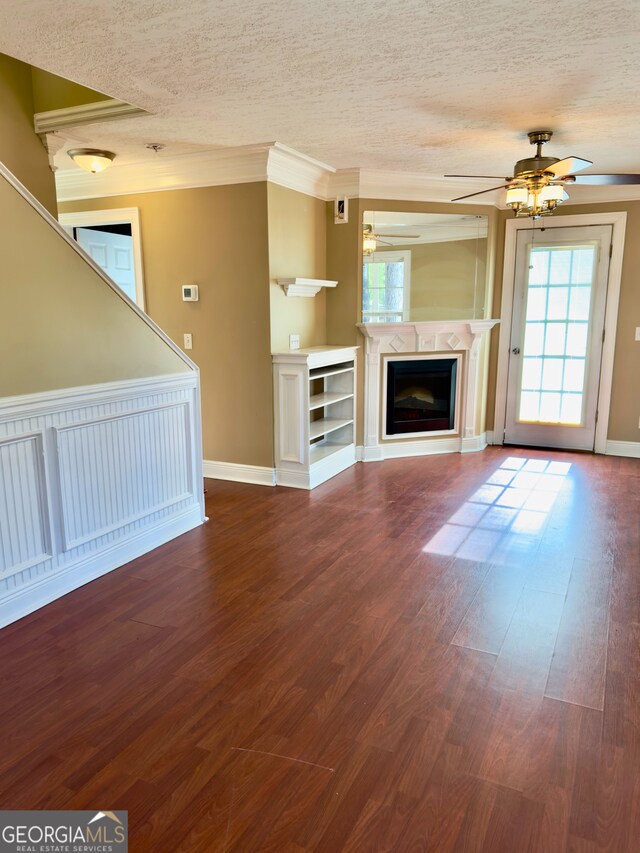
272 346 358 489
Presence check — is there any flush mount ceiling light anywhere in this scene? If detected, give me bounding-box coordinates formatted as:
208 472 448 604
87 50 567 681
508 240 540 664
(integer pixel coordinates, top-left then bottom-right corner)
67 148 116 174
446 130 640 219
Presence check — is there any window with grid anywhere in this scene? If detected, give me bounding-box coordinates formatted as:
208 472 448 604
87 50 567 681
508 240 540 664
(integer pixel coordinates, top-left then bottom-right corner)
362 251 410 323
518 244 596 425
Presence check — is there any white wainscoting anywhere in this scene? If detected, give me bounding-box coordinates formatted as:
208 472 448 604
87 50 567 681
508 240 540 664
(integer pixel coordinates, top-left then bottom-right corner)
0 373 204 627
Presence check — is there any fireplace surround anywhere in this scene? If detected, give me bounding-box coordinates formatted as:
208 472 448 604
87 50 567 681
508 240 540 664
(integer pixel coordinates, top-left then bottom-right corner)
358 320 500 460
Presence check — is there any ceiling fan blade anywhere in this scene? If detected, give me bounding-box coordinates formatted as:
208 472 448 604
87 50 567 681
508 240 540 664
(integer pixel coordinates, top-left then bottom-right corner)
569 173 640 185
375 233 421 239
451 184 510 202
445 174 511 180
546 156 592 177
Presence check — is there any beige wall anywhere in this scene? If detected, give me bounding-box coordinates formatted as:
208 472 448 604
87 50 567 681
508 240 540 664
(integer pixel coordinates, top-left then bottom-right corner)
374 237 488 321
326 198 498 443
30 67 109 113
268 183 327 351
60 183 274 467
0 174 187 397
487 202 640 443
0 54 57 214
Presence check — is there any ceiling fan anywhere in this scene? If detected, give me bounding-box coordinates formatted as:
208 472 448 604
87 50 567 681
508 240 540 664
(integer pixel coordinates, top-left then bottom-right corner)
363 223 420 254
446 130 640 219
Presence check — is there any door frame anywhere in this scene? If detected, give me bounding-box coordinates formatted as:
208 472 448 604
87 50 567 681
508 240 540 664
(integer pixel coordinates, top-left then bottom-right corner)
493 211 626 453
58 208 146 310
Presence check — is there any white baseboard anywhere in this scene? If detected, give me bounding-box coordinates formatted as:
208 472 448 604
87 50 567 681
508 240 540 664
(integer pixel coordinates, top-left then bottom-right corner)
461 432 487 453
360 445 384 462
605 440 640 458
0 506 202 628
275 443 356 490
203 459 276 486
358 436 476 461
485 430 495 445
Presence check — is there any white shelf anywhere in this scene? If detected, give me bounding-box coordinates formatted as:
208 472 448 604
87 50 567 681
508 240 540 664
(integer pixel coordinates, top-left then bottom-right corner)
309 392 354 411
278 278 338 297
309 365 354 381
309 417 354 441
310 442 353 464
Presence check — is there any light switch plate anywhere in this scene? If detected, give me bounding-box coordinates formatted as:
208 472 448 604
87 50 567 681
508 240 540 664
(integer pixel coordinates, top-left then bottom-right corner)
183 333 193 350
289 334 300 350
635 327 640 341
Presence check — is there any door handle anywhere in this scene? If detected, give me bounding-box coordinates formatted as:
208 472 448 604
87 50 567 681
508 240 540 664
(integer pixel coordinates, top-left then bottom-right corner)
512 347 521 355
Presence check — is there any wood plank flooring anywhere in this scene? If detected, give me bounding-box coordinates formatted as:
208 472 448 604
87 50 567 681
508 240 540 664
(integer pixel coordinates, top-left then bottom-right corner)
0 448 638 851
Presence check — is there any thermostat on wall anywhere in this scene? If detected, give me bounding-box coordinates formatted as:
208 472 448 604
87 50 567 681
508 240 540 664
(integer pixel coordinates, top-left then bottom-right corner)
182 284 199 301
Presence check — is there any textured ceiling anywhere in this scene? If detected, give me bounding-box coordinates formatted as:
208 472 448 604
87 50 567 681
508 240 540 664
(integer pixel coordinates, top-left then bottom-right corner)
2 0 640 180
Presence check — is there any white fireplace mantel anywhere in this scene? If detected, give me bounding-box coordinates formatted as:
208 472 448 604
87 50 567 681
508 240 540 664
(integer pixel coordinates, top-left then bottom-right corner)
357 319 500 461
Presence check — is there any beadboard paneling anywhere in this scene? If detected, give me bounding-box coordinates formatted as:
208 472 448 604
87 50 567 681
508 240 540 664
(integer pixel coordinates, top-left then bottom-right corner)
0 373 204 627
0 432 51 576
55 403 192 550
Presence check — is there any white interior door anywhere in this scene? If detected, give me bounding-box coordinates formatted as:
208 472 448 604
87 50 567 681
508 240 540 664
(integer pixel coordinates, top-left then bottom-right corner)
76 227 136 304
504 225 612 450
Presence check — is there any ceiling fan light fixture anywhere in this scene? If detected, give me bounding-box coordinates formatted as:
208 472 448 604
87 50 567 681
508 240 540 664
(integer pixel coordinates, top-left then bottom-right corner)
68 148 116 174
363 223 377 255
506 186 528 208
363 234 377 254
540 183 565 203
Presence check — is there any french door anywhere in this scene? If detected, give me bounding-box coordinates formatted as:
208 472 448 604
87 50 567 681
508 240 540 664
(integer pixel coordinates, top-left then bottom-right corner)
504 225 612 450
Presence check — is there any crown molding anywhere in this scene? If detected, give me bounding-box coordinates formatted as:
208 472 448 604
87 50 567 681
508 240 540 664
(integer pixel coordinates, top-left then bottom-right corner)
55 139 640 208
267 143 335 199
328 168 500 206
55 141 336 202
34 99 149 134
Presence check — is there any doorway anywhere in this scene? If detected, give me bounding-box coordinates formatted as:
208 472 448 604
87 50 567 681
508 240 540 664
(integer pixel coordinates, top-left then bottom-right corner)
494 213 626 453
59 208 145 309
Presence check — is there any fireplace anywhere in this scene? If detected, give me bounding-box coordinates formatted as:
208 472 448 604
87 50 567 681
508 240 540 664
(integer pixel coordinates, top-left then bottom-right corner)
385 357 458 435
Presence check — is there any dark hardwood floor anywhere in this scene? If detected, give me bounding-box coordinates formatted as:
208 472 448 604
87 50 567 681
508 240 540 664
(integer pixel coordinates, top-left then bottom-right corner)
1 448 638 851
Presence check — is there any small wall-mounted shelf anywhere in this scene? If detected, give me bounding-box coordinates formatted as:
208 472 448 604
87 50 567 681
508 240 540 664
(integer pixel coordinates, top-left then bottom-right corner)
272 346 358 489
277 278 338 298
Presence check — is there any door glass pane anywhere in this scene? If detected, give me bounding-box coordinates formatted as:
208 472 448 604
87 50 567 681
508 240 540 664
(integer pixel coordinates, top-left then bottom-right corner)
524 323 544 356
547 287 568 320
569 287 591 320
542 358 563 391
544 323 566 355
526 288 547 320
521 357 542 390
518 244 595 424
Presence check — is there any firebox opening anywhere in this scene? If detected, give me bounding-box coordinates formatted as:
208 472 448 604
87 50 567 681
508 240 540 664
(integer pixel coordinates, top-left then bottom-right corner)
386 358 457 435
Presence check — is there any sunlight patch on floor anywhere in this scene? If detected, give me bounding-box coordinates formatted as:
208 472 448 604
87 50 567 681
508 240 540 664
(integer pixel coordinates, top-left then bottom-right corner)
423 457 572 560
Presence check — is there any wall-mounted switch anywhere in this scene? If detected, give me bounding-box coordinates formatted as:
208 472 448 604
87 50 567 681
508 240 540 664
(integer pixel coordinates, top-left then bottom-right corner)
183 333 193 350
289 334 300 350
635 327 640 341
